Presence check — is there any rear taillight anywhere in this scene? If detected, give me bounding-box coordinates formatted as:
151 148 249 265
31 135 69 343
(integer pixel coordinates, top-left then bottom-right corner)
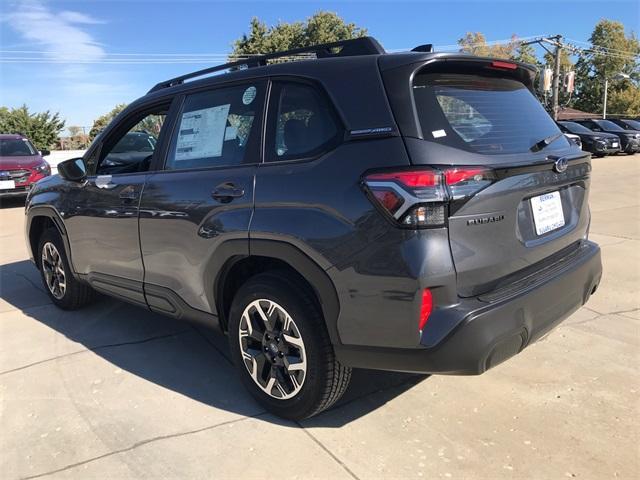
444 167 495 200
363 166 494 228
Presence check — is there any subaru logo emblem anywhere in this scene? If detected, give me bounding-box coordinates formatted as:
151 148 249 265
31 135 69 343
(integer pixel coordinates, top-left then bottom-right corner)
554 157 568 173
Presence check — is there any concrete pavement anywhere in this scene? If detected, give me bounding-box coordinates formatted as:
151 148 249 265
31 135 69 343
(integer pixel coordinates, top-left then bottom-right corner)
1 155 638 479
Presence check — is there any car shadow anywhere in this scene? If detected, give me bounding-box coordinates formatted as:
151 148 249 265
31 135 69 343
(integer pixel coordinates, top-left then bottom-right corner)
0 196 26 209
1 259 428 428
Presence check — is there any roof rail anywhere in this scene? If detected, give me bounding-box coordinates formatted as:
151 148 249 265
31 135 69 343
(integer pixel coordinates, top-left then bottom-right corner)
148 36 385 94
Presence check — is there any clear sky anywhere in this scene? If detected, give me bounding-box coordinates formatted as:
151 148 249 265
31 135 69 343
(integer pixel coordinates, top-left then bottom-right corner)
1 0 638 129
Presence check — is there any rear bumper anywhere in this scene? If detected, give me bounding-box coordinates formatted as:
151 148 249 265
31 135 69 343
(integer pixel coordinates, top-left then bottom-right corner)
336 241 602 374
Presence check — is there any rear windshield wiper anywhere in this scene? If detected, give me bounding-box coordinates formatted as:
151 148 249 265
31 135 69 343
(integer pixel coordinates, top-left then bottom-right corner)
530 132 564 152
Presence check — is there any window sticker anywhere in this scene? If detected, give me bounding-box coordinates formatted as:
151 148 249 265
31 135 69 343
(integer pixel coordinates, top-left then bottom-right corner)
174 104 230 161
432 129 447 138
242 86 257 105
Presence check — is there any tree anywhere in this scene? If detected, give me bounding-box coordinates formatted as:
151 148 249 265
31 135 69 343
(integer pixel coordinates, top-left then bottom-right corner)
66 126 90 150
230 11 367 58
513 42 541 67
457 32 518 60
608 84 640 116
573 20 640 115
89 103 127 140
543 48 573 72
0 104 65 150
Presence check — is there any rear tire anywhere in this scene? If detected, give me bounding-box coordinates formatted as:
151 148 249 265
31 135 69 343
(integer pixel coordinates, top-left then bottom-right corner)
37 228 95 310
228 272 351 420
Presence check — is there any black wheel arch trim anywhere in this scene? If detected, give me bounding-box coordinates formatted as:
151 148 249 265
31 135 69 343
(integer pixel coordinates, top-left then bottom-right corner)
213 239 341 345
26 206 78 277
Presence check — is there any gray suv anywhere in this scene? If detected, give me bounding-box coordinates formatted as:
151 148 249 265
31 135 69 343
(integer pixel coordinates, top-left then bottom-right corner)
25 37 602 419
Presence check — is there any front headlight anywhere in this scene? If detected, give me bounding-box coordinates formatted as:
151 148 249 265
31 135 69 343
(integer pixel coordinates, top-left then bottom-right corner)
34 162 51 175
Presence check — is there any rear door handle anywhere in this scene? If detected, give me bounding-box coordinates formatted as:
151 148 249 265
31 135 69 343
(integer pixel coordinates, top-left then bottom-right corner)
211 182 245 203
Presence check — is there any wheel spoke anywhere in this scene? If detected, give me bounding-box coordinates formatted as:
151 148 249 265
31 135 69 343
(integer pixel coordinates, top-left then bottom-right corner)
275 382 288 398
290 373 301 390
265 376 276 394
285 356 306 372
282 333 304 349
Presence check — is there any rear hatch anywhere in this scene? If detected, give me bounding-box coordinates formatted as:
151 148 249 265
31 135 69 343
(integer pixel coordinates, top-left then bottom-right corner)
381 56 592 297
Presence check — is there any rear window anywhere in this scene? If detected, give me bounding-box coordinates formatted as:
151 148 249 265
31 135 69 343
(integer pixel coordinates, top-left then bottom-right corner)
413 74 567 155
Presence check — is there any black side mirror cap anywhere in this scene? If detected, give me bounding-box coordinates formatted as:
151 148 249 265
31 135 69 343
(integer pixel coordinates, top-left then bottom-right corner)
40 149 51 156
57 158 87 182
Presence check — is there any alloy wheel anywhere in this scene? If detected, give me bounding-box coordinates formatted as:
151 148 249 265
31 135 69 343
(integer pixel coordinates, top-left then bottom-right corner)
238 299 307 400
41 242 66 299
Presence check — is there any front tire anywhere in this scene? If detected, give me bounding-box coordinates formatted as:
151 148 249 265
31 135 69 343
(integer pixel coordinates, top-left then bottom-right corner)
38 228 95 310
228 272 351 420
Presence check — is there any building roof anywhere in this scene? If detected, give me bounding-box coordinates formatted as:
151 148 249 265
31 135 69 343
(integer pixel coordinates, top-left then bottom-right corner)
557 107 599 120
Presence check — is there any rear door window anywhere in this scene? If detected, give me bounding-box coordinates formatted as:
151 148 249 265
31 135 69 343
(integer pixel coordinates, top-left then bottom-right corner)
413 74 567 155
165 82 265 170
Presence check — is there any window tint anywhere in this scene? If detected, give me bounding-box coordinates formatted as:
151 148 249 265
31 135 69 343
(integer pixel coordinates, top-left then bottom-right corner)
97 111 166 175
165 83 264 170
413 74 568 155
268 82 339 161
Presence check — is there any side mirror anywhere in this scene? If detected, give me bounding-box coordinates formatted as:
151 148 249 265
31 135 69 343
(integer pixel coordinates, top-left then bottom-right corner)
57 158 87 182
40 149 51 156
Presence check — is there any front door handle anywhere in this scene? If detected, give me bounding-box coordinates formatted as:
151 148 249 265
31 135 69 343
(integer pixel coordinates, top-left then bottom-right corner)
211 182 245 203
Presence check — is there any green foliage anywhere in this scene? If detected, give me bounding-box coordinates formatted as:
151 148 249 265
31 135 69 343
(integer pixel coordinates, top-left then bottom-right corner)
231 11 367 57
543 48 573 72
0 104 65 150
513 42 541 67
89 103 127 140
457 32 517 60
608 85 640 116
573 20 640 115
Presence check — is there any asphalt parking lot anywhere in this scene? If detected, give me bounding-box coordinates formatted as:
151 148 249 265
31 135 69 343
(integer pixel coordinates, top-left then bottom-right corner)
1 154 638 480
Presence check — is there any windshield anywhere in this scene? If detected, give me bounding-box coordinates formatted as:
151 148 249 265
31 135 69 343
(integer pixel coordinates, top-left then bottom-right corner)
413 73 567 155
561 121 594 134
0 138 37 157
596 120 624 131
622 119 640 130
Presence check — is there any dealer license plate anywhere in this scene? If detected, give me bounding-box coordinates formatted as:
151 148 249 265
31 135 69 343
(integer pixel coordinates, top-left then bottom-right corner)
0 180 16 190
531 191 565 236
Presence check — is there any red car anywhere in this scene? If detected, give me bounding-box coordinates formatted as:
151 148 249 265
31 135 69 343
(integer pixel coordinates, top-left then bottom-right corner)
0 134 51 198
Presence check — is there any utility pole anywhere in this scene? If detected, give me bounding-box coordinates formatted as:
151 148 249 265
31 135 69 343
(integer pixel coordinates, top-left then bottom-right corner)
521 34 564 120
603 78 608 119
551 35 563 121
